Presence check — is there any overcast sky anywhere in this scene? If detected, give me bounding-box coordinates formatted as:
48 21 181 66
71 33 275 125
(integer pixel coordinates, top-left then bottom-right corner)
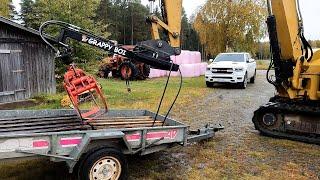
12 0 320 40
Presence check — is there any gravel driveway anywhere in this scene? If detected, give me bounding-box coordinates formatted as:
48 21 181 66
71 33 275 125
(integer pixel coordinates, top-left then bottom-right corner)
129 70 320 179
174 70 274 132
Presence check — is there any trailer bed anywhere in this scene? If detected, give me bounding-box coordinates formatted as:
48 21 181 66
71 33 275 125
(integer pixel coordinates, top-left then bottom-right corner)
0 113 166 135
0 109 179 134
0 109 223 174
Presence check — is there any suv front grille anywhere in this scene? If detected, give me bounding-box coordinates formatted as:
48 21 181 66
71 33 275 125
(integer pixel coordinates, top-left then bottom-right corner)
211 68 233 74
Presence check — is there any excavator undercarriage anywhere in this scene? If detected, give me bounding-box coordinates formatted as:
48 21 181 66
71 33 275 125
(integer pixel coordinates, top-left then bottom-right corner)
253 96 320 144
252 0 320 144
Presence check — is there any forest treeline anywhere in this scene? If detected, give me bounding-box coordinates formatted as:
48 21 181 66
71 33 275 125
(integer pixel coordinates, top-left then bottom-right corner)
1 0 319 62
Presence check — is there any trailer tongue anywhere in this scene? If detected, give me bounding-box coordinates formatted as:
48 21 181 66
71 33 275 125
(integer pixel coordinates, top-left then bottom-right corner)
0 109 223 179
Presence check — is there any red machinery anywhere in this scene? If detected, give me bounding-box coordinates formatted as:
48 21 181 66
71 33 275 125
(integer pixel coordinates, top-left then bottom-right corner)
63 64 108 123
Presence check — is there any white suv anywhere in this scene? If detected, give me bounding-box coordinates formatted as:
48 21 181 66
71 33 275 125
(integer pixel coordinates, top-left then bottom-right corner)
205 53 256 89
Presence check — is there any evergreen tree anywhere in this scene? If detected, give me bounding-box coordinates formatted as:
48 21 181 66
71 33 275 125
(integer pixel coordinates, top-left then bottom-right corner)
180 8 201 51
95 0 150 45
19 0 36 27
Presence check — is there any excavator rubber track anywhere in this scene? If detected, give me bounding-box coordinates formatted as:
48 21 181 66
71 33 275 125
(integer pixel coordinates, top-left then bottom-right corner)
252 97 320 145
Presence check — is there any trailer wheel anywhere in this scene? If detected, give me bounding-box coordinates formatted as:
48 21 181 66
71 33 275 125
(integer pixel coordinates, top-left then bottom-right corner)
79 148 128 180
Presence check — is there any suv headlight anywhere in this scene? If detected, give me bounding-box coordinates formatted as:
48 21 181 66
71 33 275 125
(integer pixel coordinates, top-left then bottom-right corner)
235 68 244 72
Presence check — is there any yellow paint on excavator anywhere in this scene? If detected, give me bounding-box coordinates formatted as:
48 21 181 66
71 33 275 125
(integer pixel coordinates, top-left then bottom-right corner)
271 0 320 100
149 0 182 48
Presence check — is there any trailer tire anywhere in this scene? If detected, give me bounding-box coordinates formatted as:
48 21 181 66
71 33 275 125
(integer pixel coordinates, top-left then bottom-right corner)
79 147 128 180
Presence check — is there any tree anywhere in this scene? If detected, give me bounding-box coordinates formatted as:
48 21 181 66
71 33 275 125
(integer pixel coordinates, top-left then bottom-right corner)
0 0 15 18
308 40 320 49
21 0 108 56
95 0 150 45
18 0 109 77
255 41 270 60
0 0 10 17
316 40 320 48
19 0 36 27
180 8 201 51
194 0 266 56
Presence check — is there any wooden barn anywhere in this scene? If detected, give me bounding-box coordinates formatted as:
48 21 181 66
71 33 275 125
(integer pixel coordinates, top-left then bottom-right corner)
0 16 56 104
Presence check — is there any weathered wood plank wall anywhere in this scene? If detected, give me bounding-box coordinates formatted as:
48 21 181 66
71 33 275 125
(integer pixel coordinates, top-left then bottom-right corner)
0 22 56 103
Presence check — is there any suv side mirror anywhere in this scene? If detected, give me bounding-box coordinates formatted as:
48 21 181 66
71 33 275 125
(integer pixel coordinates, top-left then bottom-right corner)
247 58 255 63
209 59 214 63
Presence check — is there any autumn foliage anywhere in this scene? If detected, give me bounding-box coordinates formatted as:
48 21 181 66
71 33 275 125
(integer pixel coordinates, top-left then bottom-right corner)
194 0 267 56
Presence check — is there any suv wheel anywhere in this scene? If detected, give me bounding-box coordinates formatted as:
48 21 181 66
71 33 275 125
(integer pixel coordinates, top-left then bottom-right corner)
239 73 248 89
250 70 256 83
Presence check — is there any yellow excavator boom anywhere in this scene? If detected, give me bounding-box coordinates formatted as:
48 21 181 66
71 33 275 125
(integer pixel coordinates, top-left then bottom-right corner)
147 0 182 55
271 0 302 61
268 0 320 100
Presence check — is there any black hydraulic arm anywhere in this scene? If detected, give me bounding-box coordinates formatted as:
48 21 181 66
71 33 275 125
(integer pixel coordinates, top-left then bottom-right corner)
39 20 179 71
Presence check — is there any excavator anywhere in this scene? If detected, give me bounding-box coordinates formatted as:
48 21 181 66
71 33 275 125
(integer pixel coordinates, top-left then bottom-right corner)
252 0 320 144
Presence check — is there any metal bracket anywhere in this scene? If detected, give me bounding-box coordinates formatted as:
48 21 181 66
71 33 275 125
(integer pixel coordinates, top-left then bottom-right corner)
15 149 76 161
187 124 224 143
132 137 164 154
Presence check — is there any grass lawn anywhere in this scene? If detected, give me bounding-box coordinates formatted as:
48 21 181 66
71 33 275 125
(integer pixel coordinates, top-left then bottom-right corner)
26 76 209 114
256 60 270 70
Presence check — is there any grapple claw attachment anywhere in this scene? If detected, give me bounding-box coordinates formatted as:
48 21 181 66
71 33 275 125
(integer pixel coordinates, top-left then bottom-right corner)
63 64 108 123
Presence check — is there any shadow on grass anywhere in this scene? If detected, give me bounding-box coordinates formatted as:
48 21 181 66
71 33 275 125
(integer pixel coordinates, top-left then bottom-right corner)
0 158 73 180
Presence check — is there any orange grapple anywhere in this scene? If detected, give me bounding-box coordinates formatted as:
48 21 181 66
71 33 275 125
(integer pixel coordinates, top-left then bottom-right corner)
63 64 108 123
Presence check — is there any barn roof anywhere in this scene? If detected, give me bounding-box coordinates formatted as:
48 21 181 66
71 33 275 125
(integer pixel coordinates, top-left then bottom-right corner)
0 16 41 37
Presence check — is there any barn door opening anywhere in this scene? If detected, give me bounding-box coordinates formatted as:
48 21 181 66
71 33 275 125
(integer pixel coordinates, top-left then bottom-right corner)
0 49 26 103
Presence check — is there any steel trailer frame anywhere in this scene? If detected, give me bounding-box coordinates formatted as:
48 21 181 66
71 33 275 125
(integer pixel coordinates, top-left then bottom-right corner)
0 109 223 173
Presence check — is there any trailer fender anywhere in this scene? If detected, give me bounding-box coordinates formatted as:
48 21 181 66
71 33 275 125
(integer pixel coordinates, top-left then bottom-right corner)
66 131 131 173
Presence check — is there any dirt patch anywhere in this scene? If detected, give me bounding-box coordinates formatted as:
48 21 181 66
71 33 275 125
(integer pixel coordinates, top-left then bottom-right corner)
0 100 38 110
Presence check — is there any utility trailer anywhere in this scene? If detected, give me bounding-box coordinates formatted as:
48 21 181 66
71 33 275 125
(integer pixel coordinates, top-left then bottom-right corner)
0 109 223 180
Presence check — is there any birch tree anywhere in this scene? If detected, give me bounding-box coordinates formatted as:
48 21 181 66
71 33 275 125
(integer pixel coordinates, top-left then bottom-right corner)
194 0 266 56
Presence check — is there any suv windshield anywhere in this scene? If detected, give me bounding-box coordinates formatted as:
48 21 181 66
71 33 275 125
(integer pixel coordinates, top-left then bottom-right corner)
214 54 245 62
